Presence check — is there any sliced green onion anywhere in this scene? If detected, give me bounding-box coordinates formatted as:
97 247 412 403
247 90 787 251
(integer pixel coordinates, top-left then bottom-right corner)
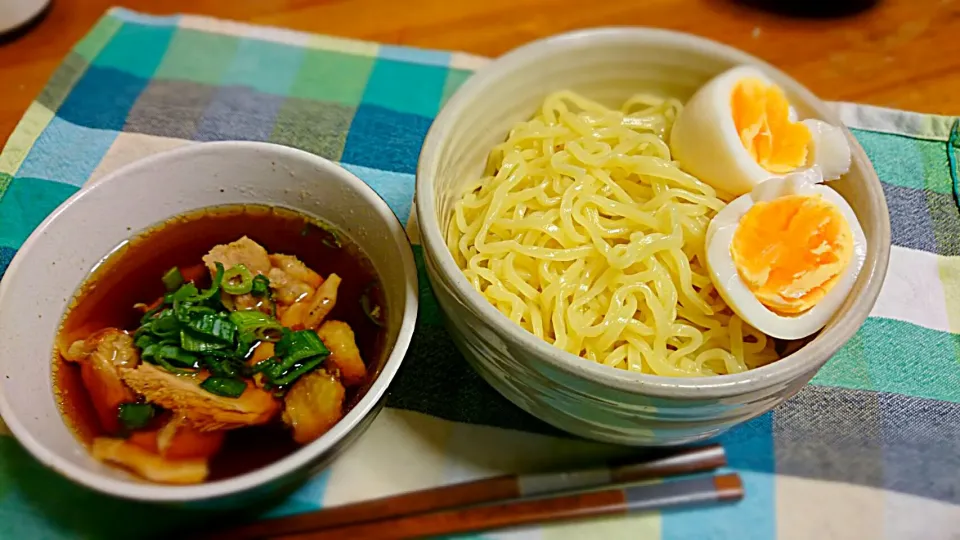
255 326 285 342
250 357 278 374
200 377 246 398
118 403 155 430
236 336 256 359
184 312 237 344
148 309 181 339
228 310 274 331
139 303 164 324
222 264 254 295
270 356 326 386
360 282 384 327
135 333 156 350
251 274 271 297
140 343 160 360
187 262 224 303
275 329 329 366
202 356 239 378
173 299 214 323
172 300 190 323
166 283 199 304
180 330 228 353
266 330 330 381
158 344 199 368
229 310 284 342
262 360 286 381
185 305 218 317
162 267 184 292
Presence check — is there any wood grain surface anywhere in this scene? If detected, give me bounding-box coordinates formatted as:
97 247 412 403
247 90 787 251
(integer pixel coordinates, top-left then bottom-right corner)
1 0 957 142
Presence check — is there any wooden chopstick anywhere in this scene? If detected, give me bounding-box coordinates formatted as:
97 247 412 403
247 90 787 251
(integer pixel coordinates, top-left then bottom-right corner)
215 444 725 540
279 473 743 540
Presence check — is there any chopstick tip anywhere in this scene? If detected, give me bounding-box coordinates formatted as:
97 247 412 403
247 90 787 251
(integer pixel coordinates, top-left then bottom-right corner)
713 473 744 502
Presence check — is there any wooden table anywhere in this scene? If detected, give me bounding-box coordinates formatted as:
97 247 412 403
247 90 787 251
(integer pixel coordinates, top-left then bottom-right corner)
1 0 957 141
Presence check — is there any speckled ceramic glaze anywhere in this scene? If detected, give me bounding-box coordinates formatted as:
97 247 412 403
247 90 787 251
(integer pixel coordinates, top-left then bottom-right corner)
0 142 419 502
415 28 890 446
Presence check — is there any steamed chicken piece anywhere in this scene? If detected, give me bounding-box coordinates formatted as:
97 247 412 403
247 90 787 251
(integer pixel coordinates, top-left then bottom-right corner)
92 437 208 484
269 254 322 305
316 321 367 387
121 363 280 431
203 236 273 312
282 369 346 444
202 235 272 276
61 329 140 433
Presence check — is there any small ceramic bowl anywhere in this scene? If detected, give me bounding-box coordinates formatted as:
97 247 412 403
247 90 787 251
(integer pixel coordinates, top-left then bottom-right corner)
0 142 419 502
415 28 891 446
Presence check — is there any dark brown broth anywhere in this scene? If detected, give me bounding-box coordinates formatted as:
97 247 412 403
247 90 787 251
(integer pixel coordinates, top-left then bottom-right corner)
53 204 387 481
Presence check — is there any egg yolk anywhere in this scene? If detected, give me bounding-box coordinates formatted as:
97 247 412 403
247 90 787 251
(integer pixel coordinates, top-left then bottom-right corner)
731 79 812 174
731 194 853 315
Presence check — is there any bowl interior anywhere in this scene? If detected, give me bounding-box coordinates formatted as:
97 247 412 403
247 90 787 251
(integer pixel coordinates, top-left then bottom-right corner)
418 28 890 395
0 141 418 501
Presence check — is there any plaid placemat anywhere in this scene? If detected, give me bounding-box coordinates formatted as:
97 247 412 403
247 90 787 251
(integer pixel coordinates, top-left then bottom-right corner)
1 8 959 539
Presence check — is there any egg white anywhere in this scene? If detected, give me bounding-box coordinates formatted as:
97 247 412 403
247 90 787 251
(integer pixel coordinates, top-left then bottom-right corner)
670 66 852 197
705 171 867 340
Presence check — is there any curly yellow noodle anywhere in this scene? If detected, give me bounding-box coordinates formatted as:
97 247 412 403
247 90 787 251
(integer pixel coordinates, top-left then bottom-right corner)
447 90 780 377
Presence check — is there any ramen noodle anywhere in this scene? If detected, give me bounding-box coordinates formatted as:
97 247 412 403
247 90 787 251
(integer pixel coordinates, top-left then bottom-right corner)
446 91 779 377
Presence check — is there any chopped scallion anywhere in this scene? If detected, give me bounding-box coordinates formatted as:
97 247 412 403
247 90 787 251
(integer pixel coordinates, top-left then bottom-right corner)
139 303 164 324
180 329 228 353
166 283 200 304
187 262 224 303
251 274 271 297
265 329 330 384
255 326 285 342
117 403 155 430
274 329 329 366
251 357 277 373
157 344 200 368
229 310 284 343
161 267 184 292
202 356 239 378
222 264 254 295
135 333 156 350
148 309 181 339
184 312 237 344
200 377 246 398
270 356 326 386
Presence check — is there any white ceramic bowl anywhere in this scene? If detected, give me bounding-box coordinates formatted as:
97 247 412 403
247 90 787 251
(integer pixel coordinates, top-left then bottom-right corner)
416 28 890 446
0 142 419 502
0 0 49 34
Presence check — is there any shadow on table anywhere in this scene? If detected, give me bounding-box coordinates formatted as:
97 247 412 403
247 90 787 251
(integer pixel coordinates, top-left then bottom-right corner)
720 0 881 18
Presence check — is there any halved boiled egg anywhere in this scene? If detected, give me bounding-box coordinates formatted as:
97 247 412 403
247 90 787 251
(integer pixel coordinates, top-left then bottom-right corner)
670 66 852 196
705 170 867 340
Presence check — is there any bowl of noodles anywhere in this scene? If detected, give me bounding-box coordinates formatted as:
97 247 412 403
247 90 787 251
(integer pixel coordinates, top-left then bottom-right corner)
415 28 890 445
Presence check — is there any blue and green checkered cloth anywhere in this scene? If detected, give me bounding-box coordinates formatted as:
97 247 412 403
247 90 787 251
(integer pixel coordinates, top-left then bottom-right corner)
1 8 958 539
